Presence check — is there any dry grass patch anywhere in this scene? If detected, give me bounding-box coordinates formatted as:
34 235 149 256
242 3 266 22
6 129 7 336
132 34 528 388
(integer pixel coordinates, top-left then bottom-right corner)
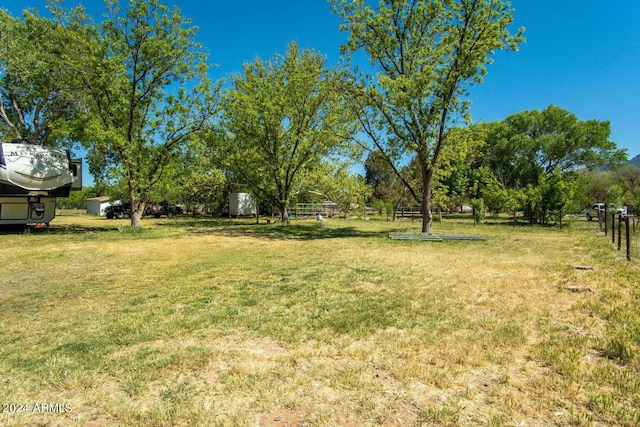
1 215 639 426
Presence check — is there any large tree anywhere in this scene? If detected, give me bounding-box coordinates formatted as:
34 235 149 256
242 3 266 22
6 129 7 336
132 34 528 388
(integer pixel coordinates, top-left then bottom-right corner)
332 0 523 232
218 42 356 223
0 7 81 146
58 0 216 227
473 105 627 223
489 105 626 188
614 165 640 214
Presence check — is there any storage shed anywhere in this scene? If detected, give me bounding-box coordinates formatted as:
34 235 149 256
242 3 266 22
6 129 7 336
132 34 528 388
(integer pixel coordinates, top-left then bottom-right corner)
86 196 112 216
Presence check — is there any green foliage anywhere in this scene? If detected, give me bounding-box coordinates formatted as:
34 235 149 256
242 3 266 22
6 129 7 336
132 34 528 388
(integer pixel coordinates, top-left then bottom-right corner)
296 162 371 215
56 188 88 209
538 168 572 223
480 105 626 193
605 184 624 208
218 42 357 223
616 165 640 213
470 198 486 224
58 0 216 227
470 105 627 223
484 185 525 216
364 150 412 219
365 150 397 202
499 105 625 183
0 8 83 148
332 0 523 232
433 126 492 211
578 164 640 215
179 169 226 213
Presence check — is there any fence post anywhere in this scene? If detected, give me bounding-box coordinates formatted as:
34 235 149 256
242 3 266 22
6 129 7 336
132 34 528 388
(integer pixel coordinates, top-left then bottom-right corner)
626 216 631 261
618 215 622 251
598 209 602 231
611 212 615 244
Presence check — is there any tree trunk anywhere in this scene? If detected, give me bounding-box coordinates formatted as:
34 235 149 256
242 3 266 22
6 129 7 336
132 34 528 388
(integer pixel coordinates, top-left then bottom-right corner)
131 207 144 228
126 176 146 227
421 165 433 233
393 190 406 222
559 209 563 229
280 204 289 224
129 197 145 228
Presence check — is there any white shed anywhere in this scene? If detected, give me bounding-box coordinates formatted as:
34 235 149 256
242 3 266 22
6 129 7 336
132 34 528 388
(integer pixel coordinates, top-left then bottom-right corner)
86 196 112 216
229 193 256 217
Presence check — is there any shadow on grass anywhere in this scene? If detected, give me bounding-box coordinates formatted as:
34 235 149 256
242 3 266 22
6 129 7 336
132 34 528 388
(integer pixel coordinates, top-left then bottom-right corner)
177 218 386 241
0 223 121 236
1 217 388 241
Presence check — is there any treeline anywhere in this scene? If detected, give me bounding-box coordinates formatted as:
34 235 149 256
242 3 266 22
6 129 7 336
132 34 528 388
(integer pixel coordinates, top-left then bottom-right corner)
0 1 630 228
366 105 632 224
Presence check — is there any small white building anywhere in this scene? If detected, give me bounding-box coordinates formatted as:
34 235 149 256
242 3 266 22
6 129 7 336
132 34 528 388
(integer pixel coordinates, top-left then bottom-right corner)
86 196 112 216
229 193 256 217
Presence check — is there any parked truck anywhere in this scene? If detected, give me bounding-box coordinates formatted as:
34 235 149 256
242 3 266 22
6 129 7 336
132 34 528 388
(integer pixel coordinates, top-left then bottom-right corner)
144 201 183 218
584 203 626 221
0 141 81 226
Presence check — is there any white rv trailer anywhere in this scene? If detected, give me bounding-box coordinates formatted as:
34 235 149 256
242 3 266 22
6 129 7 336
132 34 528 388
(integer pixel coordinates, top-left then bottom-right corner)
229 192 256 217
0 141 81 226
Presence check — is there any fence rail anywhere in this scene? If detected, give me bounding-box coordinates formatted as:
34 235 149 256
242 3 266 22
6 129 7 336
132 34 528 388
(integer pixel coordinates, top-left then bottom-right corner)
293 203 339 219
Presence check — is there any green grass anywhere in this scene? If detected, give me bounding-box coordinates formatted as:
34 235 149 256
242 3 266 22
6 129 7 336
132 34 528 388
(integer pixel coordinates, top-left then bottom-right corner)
1 214 639 426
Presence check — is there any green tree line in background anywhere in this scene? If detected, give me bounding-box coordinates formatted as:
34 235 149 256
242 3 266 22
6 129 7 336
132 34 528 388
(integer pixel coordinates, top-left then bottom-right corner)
366 104 633 226
0 0 632 227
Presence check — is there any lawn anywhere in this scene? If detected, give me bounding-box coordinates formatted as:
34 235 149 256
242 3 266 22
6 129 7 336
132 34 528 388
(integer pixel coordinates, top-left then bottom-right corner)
1 214 639 426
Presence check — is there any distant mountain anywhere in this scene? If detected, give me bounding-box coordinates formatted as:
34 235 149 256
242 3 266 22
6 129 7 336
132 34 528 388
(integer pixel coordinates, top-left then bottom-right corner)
595 154 639 172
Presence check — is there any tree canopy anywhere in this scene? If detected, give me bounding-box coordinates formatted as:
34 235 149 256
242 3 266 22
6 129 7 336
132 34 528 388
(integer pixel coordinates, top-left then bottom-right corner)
217 42 357 223
57 0 216 227
486 105 626 189
0 7 82 147
365 150 415 220
332 0 523 232
2 1 634 225
464 105 628 224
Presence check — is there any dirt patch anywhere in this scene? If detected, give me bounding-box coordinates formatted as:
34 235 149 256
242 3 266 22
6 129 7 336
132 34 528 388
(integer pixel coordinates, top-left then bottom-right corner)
207 334 289 358
84 416 110 427
259 411 306 426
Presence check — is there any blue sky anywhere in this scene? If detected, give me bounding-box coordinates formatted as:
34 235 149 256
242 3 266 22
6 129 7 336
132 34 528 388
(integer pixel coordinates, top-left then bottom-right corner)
4 0 639 166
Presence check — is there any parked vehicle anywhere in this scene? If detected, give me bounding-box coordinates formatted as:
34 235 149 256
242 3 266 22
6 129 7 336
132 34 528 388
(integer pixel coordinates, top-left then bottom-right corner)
584 203 626 221
0 140 81 226
145 201 183 218
105 203 131 219
229 193 256 217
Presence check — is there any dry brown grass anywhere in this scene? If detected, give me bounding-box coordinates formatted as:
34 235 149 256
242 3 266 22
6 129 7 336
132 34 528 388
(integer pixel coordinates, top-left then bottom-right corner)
1 214 639 426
